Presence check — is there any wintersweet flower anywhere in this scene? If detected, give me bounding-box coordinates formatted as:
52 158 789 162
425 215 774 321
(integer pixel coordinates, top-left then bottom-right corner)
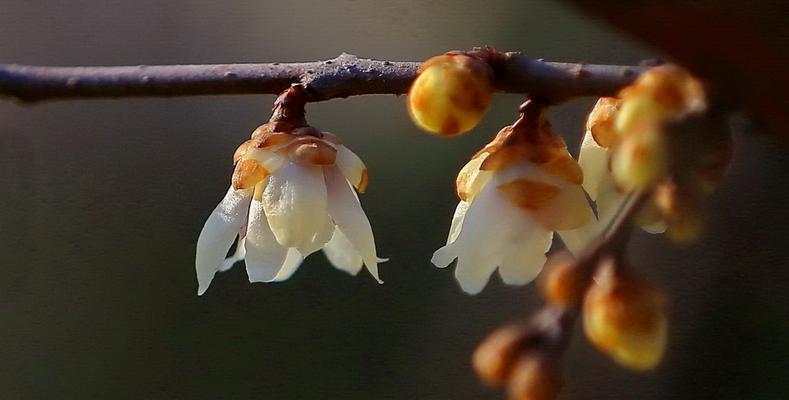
432 102 593 294
195 122 384 295
561 97 666 253
573 67 729 246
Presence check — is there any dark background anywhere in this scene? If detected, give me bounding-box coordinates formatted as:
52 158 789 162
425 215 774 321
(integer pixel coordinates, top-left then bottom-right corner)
0 1 788 399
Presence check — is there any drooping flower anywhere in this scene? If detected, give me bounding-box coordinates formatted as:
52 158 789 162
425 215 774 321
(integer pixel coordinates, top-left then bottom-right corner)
408 52 494 136
431 101 593 294
195 121 384 296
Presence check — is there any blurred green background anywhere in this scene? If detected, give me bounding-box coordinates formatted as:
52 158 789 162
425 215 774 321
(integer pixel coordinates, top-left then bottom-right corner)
1 1 788 399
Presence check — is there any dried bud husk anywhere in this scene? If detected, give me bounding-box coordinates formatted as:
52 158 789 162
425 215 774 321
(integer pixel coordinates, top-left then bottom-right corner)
583 258 667 370
408 53 494 136
506 356 562 400
231 159 269 190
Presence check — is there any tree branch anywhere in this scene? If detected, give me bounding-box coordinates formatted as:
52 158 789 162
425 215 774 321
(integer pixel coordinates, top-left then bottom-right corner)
0 52 645 104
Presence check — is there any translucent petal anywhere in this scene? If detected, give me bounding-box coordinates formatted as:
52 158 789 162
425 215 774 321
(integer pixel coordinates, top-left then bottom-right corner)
498 228 553 286
295 212 334 256
335 146 368 192
262 162 328 248
433 180 529 294
246 148 286 173
447 200 470 244
456 153 492 201
455 257 501 295
195 187 253 296
244 199 289 283
219 237 246 272
271 249 304 282
578 131 611 201
325 167 383 283
323 227 364 275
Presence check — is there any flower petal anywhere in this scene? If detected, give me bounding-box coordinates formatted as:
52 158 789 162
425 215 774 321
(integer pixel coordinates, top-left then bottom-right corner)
456 153 493 201
246 148 286 173
335 145 369 192
578 131 611 200
498 228 553 286
323 227 364 275
195 187 253 296
325 167 383 283
262 161 328 248
295 212 334 256
219 237 246 272
433 180 528 294
455 257 501 295
271 249 304 282
447 200 470 245
244 199 289 283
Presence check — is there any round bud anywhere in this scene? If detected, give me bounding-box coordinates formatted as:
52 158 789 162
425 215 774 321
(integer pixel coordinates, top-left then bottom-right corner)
583 258 667 370
408 54 494 136
472 323 531 386
506 357 562 400
540 256 586 306
610 126 667 191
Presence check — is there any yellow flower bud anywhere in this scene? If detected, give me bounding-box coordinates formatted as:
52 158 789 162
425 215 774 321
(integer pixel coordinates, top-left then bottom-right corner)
408 53 494 136
610 126 667 191
583 258 667 370
473 323 531 386
507 357 562 400
654 182 703 244
616 65 705 135
540 255 586 307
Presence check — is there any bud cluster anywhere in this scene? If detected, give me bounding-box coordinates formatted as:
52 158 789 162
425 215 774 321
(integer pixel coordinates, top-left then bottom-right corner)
473 309 568 400
580 66 732 242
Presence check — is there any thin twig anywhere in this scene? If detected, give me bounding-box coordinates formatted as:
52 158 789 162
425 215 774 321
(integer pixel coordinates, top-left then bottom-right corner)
0 52 645 104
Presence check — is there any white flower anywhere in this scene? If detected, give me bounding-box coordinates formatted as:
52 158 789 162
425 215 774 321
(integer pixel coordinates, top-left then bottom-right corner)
560 98 668 253
432 120 593 294
195 125 384 295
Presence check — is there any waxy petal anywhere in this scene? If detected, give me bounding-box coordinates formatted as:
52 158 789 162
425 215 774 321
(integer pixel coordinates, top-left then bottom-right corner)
325 167 383 283
335 145 369 192
262 162 328 248
323 227 364 276
456 152 493 201
271 249 304 282
578 131 611 200
433 181 531 294
498 228 553 286
195 187 253 295
446 200 470 245
244 199 289 283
